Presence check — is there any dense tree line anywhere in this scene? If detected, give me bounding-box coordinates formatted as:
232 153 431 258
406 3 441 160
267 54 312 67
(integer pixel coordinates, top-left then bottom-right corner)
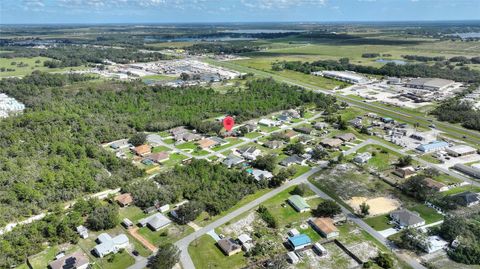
0 46 172 67
272 59 480 83
0 198 101 267
401 55 446 62
0 73 337 224
439 214 480 265
154 160 264 215
185 43 260 55
432 98 480 131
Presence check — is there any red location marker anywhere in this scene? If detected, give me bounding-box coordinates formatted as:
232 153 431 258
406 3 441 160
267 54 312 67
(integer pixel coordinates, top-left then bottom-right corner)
223 116 235 132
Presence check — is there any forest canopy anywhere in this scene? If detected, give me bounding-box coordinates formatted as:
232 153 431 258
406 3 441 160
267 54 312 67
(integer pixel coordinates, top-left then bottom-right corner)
0 72 338 224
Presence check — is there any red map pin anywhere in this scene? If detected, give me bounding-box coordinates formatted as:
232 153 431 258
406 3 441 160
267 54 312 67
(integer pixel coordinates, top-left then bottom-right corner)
223 116 235 132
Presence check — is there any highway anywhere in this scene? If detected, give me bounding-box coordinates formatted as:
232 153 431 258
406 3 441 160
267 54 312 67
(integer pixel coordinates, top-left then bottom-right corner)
207 59 480 147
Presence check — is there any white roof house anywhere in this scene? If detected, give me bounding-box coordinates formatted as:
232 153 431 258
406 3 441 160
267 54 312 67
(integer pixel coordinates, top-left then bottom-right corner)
251 169 273 181
138 213 172 231
76 225 89 239
238 234 252 245
93 233 129 258
422 236 449 253
353 152 372 164
287 251 299 264
258 118 280 127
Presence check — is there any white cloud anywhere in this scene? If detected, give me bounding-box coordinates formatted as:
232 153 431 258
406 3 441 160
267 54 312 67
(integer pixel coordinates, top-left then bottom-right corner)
240 0 327 10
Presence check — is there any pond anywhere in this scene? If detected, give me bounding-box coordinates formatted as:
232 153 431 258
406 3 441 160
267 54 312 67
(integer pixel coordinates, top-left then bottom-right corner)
375 58 407 65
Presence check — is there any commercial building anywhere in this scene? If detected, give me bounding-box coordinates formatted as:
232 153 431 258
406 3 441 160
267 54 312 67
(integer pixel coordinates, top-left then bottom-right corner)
404 78 455 91
312 70 369 84
446 145 477 157
288 195 310 212
453 164 480 179
416 141 449 153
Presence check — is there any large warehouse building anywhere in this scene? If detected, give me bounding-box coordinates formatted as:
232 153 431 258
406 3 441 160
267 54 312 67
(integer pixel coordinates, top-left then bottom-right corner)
312 70 369 84
404 78 455 91
446 145 477 157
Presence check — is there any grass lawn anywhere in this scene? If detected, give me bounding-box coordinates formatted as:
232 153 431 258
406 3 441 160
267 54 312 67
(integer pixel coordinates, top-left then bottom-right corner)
364 214 395 231
119 206 147 222
408 204 444 224
137 224 194 247
152 145 171 153
163 138 175 144
356 145 400 171
142 74 174 81
95 251 135 269
176 141 197 150
163 152 188 167
189 235 247 269
433 173 462 185
0 56 86 78
261 186 323 227
259 125 280 133
244 131 262 139
194 188 272 227
441 185 480 196
419 154 441 164
22 245 83 269
157 131 171 137
191 149 210 156
291 165 311 178
212 138 244 152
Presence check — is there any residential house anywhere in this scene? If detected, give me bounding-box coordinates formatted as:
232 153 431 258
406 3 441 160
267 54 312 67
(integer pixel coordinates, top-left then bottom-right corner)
287 234 312 250
390 209 425 228
286 252 299 264
284 109 301 119
310 217 339 238
147 152 169 163
335 133 356 142
288 195 310 212
210 136 228 146
320 138 343 148
244 122 258 132
217 238 242 256
264 140 283 149
280 155 306 167
349 118 363 128
110 139 129 150
169 126 188 136
258 118 280 127
222 154 245 168
293 126 313 135
451 191 480 207
421 236 448 254
238 234 253 252
353 152 372 164
93 233 129 258
76 225 88 239
174 132 202 142
277 115 290 122
238 146 261 160
132 144 151 157
393 166 417 179
250 169 273 181
424 178 448 192
298 135 313 145
138 213 172 231
283 130 298 140
115 193 133 207
198 138 218 149
48 251 89 269
313 122 328 130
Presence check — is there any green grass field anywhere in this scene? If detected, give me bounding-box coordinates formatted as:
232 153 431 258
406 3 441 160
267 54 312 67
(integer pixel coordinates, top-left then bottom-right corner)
152 145 171 153
244 131 262 139
137 224 194 247
189 235 247 269
407 204 443 224
0 57 86 78
364 214 395 231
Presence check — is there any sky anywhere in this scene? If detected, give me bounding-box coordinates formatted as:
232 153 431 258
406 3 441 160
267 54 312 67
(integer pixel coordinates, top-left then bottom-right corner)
0 0 479 24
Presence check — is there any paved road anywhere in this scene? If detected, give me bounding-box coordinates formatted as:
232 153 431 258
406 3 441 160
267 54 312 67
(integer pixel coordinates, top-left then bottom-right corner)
305 181 426 269
208 59 480 147
174 163 329 269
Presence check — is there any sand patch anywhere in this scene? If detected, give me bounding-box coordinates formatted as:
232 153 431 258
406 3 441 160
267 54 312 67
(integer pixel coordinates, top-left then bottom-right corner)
348 196 401 216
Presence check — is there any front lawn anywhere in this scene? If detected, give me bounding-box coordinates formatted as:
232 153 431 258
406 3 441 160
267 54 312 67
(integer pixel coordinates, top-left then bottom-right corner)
364 214 395 231
407 204 444 224
189 235 247 269
244 132 262 139
119 206 147 222
137 224 194 247
152 145 171 153
212 138 244 152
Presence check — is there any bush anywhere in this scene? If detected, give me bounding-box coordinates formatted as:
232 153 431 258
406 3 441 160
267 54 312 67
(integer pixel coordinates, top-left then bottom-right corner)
313 200 341 218
257 205 277 228
291 184 309 197
86 204 119 231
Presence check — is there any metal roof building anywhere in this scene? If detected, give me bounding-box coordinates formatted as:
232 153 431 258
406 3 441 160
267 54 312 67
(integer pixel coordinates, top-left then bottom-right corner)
416 141 449 153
